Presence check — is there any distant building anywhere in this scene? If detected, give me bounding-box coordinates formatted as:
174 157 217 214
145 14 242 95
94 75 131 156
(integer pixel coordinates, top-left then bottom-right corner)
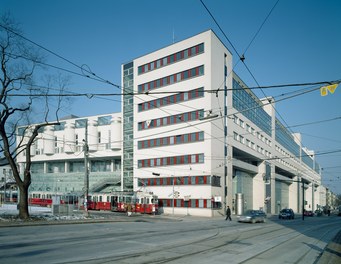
0 157 16 203
16 113 122 194
122 29 323 216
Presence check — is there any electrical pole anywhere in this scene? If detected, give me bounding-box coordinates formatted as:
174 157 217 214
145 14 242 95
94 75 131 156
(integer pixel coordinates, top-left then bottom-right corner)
173 177 175 215
83 121 89 217
302 181 305 221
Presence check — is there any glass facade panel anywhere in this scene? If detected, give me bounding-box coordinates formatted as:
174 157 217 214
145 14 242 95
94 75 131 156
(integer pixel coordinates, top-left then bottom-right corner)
232 78 271 136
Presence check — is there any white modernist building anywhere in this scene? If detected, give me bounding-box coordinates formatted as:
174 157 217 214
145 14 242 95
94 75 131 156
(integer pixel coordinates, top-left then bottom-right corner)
122 29 323 217
16 113 122 194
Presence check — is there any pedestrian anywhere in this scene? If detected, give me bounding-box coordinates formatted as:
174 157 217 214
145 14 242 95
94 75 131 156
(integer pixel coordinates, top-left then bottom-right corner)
225 205 232 221
126 203 132 216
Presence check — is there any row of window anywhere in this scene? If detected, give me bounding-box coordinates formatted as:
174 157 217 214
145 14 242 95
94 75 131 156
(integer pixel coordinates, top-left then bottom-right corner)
138 43 204 75
138 153 204 168
28 142 115 156
18 116 114 135
30 160 121 174
138 109 204 131
138 131 204 149
233 132 272 158
159 198 213 209
138 175 221 187
138 87 204 112
138 65 204 93
233 115 272 148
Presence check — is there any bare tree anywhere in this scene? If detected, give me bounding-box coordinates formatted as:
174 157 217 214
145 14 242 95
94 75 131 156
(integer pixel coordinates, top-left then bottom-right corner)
0 14 67 219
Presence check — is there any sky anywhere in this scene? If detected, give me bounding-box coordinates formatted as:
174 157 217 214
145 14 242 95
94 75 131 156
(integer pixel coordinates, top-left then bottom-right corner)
1 0 341 194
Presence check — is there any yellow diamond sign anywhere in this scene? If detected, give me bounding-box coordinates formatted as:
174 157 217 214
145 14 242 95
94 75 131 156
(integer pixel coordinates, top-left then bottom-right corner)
320 84 338 96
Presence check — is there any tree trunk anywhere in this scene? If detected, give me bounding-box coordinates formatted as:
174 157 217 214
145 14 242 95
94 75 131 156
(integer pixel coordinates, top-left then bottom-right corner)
18 183 30 219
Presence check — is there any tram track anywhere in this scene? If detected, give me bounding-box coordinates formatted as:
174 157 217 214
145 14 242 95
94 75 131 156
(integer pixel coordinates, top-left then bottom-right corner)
5 218 338 264
62 222 289 263
83 220 338 264
238 220 340 264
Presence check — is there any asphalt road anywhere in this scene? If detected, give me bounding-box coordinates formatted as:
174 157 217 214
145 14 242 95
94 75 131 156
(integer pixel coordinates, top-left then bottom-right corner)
0 214 340 264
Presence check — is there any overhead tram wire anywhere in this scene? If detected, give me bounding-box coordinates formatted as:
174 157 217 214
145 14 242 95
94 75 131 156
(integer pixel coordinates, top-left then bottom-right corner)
4 51 87 79
7 78 340 98
0 23 121 90
243 0 281 55
200 0 333 164
9 81 328 147
5 21 337 164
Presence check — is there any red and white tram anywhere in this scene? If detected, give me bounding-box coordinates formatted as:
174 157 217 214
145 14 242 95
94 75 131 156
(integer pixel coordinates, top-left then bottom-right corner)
134 191 158 214
28 191 158 214
29 191 79 207
89 191 158 214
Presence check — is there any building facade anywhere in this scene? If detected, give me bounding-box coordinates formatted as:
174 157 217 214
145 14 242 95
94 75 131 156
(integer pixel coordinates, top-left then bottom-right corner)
123 30 323 217
15 30 326 217
16 113 122 195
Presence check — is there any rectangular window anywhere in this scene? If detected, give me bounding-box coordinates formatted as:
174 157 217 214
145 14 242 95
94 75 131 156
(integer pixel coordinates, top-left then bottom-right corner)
183 113 188 122
199 65 204 75
183 49 189 59
184 155 188 164
199 154 204 163
184 134 189 143
183 71 189 79
98 115 111 126
184 92 189 101
75 119 87 128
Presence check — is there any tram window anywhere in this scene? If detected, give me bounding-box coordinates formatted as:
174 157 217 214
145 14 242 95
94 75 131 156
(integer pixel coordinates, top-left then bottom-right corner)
126 197 132 203
42 194 45 199
107 196 110 202
99 196 102 202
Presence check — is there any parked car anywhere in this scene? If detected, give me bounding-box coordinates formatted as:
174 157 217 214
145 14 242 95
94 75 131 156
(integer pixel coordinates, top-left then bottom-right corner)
279 208 295 219
304 210 314 217
238 210 267 223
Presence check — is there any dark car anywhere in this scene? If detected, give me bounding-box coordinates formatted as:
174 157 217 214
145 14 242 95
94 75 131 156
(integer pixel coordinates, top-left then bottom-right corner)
279 208 295 220
304 210 314 217
238 210 267 223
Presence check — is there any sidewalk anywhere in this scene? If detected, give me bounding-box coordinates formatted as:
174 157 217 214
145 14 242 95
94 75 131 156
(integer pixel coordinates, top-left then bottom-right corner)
315 230 341 264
